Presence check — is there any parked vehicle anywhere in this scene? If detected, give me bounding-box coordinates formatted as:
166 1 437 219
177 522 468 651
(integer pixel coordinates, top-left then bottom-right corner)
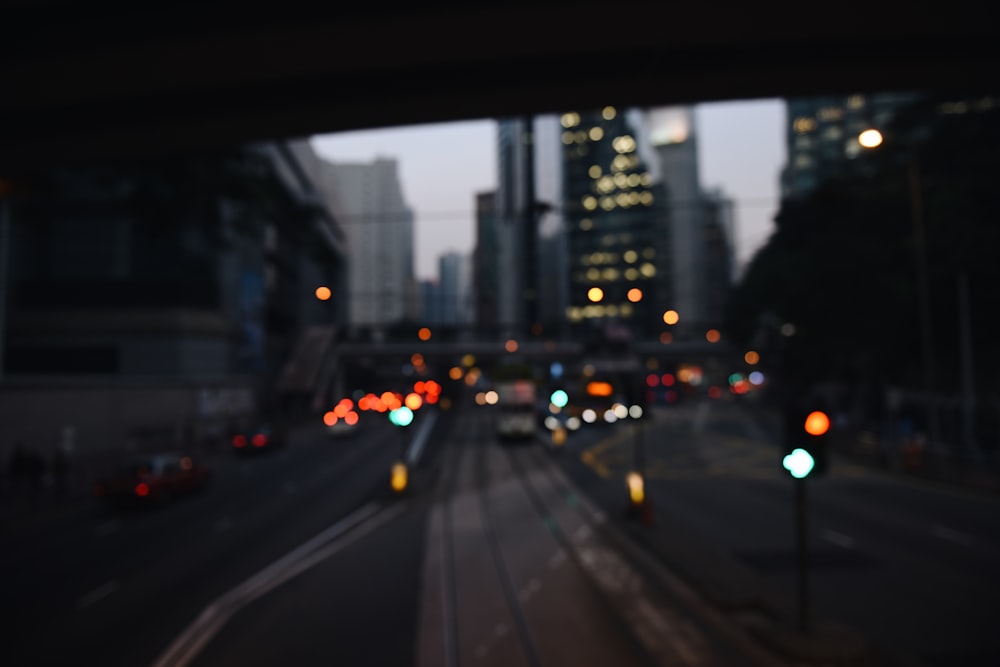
95 453 211 506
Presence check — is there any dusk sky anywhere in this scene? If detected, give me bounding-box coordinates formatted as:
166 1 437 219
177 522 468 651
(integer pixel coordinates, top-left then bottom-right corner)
311 97 787 282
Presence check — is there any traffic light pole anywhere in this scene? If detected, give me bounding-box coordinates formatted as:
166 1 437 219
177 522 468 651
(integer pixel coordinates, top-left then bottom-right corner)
795 477 809 634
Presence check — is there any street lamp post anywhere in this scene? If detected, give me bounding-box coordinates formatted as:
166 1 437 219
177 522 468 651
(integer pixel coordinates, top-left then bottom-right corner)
859 129 940 447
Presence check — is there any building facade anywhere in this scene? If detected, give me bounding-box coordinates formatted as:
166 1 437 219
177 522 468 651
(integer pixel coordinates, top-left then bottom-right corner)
780 92 922 200
559 106 672 341
1 141 347 457
317 158 415 330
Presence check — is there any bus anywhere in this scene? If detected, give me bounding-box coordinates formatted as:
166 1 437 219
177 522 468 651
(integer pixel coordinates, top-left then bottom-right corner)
491 362 538 441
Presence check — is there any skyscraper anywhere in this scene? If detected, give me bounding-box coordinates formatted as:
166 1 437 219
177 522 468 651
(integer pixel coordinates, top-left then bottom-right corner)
473 191 499 335
317 158 415 330
647 107 705 333
559 106 672 340
781 92 921 199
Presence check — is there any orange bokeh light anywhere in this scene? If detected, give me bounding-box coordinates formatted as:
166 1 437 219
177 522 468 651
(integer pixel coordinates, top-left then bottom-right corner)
505 339 519 353
627 288 643 303
804 411 831 436
315 286 332 301
706 329 721 343
418 327 432 341
405 393 423 410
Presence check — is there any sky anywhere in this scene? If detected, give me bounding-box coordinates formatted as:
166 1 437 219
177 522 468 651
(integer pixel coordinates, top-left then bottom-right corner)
310 98 787 282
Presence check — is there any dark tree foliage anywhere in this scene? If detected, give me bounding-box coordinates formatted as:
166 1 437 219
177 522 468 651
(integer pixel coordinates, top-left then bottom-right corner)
725 95 1000 398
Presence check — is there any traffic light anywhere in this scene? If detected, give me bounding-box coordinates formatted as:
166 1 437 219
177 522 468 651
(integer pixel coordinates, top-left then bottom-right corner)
782 407 830 479
389 406 414 427
549 388 569 409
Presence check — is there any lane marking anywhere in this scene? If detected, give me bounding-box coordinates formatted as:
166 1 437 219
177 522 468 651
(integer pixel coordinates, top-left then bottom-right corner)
406 410 439 465
76 580 119 610
823 529 856 549
931 525 976 547
150 501 404 667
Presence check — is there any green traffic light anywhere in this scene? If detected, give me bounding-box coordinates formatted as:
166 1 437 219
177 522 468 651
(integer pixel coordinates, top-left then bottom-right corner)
389 406 414 427
550 389 569 408
783 447 815 479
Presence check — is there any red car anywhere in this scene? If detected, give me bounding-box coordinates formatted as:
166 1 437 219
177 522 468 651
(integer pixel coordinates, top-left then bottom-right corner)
95 453 211 506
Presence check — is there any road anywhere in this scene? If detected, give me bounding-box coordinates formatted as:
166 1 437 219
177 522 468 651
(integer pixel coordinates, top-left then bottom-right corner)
565 396 1000 667
4 391 999 667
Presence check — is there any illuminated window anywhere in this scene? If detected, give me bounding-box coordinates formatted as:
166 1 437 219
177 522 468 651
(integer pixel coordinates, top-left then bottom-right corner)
575 130 587 143
561 112 581 128
589 127 604 141
600 197 615 211
627 174 641 187
640 172 652 186
602 106 617 120
847 94 864 109
613 173 628 188
628 192 640 205
793 117 817 133
580 218 593 230
597 175 615 193
817 107 844 122
625 268 639 280
640 263 656 277
602 268 619 281
612 135 637 153
588 165 602 178
586 268 600 280
612 155 631 171
615 193 630 207
620 303 633 317
583 196 598 211
623 249 638 263
561 131 575 144
640 192 654 206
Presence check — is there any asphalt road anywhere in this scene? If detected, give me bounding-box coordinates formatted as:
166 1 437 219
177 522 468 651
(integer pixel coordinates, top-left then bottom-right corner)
560 396 1000 667
6 393 998 667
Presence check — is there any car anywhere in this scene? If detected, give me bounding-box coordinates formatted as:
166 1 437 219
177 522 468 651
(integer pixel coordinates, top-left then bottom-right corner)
326 419 359 438
94 453 211 506
230 422 286 454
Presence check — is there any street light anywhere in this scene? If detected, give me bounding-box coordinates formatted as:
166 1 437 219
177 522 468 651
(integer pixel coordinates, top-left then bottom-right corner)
859 128 941 447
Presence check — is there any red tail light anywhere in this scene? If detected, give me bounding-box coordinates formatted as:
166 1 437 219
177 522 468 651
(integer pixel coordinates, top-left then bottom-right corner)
251 433 268 447
135 482 150 497
232 434 247 448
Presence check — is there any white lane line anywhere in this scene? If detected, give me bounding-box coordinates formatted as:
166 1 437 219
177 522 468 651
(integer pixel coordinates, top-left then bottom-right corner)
76 580 119 610
406 410 439 466
823 529 856 549
931 525 976 547
150 501 404 667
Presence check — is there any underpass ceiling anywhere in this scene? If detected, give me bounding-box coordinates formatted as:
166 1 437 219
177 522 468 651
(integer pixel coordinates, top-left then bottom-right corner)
2 0 999 175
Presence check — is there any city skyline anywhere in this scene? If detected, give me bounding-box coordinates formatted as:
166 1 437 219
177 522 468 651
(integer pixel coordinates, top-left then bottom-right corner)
310 97 786 282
